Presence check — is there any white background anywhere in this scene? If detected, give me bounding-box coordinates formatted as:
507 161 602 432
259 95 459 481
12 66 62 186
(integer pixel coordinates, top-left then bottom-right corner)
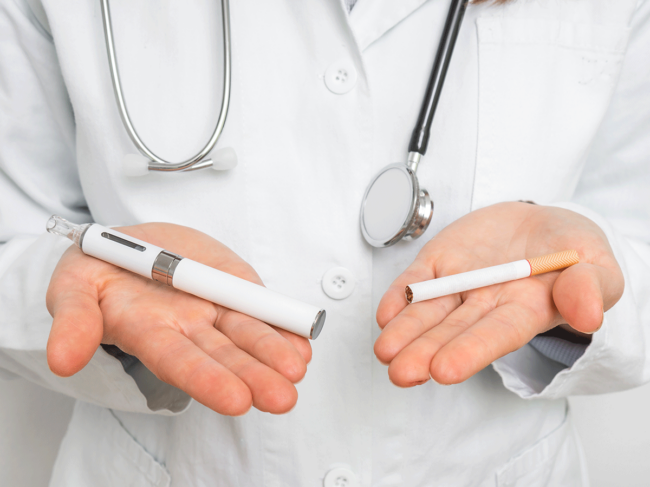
1 376 649 486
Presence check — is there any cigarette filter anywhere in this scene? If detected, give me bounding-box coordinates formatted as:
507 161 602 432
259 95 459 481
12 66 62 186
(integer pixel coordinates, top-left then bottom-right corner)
406 250 579 304
47 216 326 339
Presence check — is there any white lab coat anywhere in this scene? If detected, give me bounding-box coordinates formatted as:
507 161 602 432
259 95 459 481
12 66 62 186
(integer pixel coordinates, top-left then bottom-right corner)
1 0 649 485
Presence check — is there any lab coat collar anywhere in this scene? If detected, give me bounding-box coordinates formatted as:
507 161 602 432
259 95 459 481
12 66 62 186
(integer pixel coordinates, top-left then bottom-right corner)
348 0 431 51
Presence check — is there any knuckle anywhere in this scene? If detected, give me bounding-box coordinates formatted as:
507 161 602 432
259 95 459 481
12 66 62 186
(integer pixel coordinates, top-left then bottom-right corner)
442 317 470 334
250 331 278 358
466 296 494 314
420 334 444 354
204 340 234 361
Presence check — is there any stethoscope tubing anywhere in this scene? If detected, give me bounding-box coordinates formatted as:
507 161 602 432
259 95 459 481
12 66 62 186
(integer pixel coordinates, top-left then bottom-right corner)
100 0 232 172
408 0 468 156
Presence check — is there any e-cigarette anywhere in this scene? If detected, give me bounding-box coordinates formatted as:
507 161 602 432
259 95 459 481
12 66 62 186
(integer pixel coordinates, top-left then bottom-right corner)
47 216 326 339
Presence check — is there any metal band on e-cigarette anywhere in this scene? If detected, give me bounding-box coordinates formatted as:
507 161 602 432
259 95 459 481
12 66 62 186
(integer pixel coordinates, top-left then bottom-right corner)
78 225 92 250
152 250 184 286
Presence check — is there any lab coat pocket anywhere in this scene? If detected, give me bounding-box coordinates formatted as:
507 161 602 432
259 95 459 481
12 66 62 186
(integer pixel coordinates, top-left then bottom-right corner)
495 405 583 487
50 401 171 487
473 17 630 209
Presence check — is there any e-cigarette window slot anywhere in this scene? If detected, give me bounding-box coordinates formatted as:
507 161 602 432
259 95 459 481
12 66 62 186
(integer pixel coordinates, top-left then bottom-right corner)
100 232 146 252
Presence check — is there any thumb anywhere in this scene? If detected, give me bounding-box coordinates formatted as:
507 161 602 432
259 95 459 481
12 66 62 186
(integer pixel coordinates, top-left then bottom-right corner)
46 286 104 377
552 263 619 334
377 258 436 329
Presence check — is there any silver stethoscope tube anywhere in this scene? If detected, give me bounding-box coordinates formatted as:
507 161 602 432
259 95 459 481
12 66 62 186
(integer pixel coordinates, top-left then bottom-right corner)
100 0 232 172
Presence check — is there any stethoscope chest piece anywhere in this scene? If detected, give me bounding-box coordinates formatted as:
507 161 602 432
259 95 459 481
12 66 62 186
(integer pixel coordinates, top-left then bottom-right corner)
360 163 433 248
359 0 467 249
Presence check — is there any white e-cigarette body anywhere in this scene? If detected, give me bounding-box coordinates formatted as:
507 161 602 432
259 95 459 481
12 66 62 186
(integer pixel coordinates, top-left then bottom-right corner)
47 216 326 339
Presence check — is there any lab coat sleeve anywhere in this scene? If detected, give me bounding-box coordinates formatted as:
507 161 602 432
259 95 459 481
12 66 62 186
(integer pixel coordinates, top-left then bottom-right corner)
492 0 650 399
0 0 190 414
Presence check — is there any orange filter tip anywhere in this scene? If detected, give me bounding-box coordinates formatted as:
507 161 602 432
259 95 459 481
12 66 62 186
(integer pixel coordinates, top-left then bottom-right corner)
527 250 579 276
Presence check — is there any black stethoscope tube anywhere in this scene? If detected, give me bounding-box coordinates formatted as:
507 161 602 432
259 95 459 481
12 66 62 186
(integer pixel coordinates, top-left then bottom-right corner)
408 0 469 156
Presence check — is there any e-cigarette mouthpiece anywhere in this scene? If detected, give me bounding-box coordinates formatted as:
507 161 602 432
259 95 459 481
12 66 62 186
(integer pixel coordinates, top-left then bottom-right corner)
46 215 91 248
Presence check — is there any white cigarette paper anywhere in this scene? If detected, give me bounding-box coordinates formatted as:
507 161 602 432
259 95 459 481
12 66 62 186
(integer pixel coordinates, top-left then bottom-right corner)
406 250 580 304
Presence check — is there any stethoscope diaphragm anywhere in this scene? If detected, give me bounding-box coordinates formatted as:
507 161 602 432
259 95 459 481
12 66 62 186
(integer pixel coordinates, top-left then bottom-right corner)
360 163 433 248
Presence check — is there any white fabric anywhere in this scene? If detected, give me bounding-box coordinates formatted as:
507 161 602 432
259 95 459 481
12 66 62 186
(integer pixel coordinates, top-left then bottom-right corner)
345 0 359 13
0 0 648 485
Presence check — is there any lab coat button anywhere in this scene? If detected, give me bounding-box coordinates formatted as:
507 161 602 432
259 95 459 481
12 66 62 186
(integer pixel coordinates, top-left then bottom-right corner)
323 466 359 487
321 267 356 300
324 58 357 94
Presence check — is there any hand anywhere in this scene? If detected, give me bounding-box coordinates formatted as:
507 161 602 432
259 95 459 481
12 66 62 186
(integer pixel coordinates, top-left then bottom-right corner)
46 223 311 415
374 202 624 387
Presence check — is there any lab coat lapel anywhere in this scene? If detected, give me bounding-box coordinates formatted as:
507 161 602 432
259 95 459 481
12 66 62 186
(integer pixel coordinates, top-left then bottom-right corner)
348 0 431 51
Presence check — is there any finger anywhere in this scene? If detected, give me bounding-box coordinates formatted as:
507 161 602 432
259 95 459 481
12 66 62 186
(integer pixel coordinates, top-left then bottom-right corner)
553 263 622 334
376 258 436 329
46 282 104 377
215 309 308 383
273 327 312 365
134 326 253 416
374 295 460 365
430 301 540 385
387 296 493 387
188 326 298 414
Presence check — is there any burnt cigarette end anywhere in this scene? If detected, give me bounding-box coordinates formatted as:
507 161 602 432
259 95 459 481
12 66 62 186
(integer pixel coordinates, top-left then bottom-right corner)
405 286 413 304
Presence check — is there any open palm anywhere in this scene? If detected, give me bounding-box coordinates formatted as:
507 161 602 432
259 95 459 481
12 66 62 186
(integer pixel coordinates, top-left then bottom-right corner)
46 223 311 415
374 202 624 386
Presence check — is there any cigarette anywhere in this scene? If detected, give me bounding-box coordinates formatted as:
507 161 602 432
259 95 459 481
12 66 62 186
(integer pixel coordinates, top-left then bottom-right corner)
405 250 579 304
47 216 326 339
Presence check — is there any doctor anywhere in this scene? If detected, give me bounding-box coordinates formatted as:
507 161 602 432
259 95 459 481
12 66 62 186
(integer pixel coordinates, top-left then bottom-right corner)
1 0 649 486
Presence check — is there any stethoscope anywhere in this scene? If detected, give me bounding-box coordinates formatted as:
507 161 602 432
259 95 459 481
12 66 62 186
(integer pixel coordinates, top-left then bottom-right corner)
360 0 468 247
101 0 467 248
100 0 236 177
